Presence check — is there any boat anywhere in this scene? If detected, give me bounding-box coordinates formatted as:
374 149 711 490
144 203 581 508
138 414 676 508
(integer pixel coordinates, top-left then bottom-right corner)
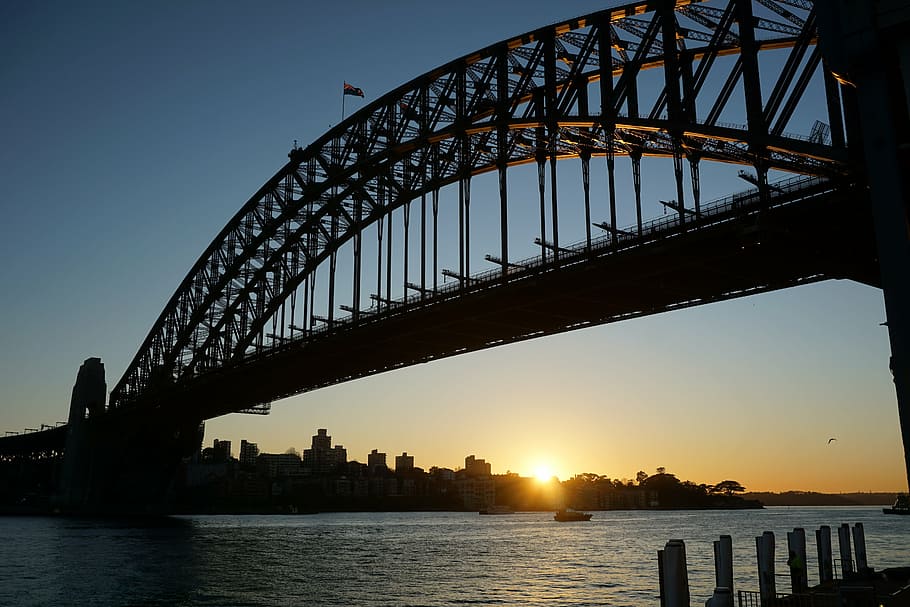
479 505 515 515
554 509 592 522
883 494 910 515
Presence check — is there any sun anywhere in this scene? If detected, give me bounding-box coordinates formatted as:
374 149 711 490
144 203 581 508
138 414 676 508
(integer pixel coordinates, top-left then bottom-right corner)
533 464 555 482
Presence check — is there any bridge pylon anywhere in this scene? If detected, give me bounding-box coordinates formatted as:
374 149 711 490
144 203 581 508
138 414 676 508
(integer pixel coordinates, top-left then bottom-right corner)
817 0 910 490
55 358 203 514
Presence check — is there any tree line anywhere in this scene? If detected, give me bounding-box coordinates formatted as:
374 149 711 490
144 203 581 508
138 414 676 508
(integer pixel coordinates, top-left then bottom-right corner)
563 468 759 509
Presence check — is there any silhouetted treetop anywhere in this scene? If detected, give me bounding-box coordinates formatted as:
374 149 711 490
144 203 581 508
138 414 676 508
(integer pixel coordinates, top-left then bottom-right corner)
711 480 746 496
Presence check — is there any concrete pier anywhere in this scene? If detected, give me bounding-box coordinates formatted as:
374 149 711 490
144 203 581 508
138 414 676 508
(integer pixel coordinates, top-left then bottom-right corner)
756 531 776 602
816 525 834 583
787 527 809 594
659 539 690 607
713 535 734 596
838 523 854 576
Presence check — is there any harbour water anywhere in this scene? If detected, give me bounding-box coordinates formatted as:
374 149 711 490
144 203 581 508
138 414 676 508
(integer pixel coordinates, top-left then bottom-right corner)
1 507 907 606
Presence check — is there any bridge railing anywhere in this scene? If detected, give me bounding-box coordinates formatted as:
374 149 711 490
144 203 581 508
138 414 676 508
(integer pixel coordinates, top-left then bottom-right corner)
432 174 825 289
251 174 836 359
604 113 828 145
395 174 829 300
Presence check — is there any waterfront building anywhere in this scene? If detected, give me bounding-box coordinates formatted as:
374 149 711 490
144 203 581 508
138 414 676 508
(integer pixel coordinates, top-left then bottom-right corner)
455 475 495 510
352 478 369 498
345 461 369 477
239 440 259 469
457 455 494 510
257 452 303 478
429 466 456 481
335 478 352 496
311 428 331 451
213 439 232 462
369 476 401 497
384 477 399 496
464 455 491 477
395 452 414 472
302 428 347 475
368 448 387 474
229 473 269 502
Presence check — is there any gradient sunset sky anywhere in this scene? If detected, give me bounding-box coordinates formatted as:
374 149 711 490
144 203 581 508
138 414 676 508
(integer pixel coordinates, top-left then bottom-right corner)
1 0 905 493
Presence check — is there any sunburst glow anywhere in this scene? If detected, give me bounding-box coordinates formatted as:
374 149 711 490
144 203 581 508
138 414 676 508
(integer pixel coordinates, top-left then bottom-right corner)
533 464 555 482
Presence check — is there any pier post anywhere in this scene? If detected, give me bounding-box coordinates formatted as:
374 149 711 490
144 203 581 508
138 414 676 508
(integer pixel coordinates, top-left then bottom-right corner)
756 531 776 604
837 523 854 577
786 528 809 594
660 539 691 607
713 535 734 595
705 586 732 607
658 548 666 607
816 525 834 583
852 523 868 572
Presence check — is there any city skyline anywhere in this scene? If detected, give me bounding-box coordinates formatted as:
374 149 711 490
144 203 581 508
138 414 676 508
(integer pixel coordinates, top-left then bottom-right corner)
206 401 899 491
1 1 906 495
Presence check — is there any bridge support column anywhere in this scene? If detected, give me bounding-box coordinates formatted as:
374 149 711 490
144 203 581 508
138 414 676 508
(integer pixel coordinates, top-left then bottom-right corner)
58 357 106 511
56 358 204 514
817 2 910 491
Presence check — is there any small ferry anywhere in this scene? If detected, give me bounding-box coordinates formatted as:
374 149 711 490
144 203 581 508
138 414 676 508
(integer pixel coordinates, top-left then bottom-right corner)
883 494 909 515
554 509 592 522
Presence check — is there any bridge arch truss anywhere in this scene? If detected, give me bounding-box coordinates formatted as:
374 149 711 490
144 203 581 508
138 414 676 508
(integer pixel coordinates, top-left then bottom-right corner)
110 0 855 411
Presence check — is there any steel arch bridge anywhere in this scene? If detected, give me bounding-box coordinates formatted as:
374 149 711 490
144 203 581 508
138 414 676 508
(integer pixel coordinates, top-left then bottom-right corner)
103 0 870 420
7 0 910 495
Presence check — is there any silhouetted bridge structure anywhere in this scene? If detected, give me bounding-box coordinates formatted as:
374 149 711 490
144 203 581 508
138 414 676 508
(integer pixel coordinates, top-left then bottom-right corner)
2 0 909 511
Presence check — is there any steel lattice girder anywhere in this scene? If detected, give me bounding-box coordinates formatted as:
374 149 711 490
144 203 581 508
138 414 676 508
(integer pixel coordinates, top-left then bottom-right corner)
109 0 847 410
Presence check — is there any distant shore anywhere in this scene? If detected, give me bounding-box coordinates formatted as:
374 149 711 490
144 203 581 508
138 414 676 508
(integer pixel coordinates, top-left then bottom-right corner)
8 499 908 516
743 491 898 507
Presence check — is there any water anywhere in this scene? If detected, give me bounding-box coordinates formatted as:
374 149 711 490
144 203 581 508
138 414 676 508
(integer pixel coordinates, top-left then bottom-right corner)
1 507 906 606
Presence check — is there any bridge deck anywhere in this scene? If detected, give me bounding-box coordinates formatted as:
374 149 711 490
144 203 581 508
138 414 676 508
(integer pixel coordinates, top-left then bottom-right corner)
148 178 878 421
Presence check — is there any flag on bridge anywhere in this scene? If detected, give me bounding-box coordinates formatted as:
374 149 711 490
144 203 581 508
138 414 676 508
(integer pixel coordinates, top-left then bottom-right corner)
344 82 364 98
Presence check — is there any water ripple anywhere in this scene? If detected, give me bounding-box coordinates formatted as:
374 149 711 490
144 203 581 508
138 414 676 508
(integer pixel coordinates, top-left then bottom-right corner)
0 508 906 606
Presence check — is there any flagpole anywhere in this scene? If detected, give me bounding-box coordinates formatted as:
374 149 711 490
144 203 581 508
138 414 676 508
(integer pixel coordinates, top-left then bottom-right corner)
341 82 346 123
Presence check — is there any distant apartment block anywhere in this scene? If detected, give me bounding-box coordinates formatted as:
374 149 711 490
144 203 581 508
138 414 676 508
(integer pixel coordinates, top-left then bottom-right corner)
239 440 259 468
464 455 491 477
302 428 346 475
395 452 414 472
456 455 494 510
311 428 331 451
213 439 232 462
257 452 303 478
430 466 456 481
368 448 387 473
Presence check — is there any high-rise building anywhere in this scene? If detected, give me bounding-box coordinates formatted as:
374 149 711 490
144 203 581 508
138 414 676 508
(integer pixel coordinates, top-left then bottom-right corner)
368 449 387 474
239 439 259 468
213 439 232 462
333 444 347 467
464 455 491 477
257 452 303 478
395 452 414 472
303 428 346 475
311 428 332 450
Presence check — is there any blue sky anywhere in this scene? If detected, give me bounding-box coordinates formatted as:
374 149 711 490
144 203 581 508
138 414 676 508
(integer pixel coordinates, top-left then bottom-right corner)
1 1 905 492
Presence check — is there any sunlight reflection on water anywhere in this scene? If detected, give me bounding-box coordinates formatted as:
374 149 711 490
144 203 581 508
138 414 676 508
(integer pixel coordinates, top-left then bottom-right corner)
1 507 907 606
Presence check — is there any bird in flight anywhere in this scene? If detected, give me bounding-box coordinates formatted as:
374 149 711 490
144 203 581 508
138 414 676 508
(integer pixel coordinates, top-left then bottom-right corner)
827 438 837 444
